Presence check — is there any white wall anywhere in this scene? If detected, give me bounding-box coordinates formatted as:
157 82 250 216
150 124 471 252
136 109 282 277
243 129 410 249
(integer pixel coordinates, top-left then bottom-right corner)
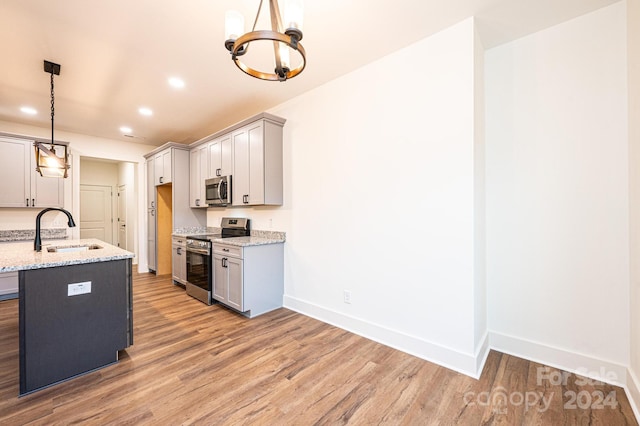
209 17 486 376
486 2 629 381
0 120 155 266
627 0 640 414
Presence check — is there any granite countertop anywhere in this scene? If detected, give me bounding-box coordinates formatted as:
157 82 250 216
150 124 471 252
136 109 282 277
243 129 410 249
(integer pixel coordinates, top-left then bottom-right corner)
0 228 68 243
209 235 285 247
172 228 286 247
0 239 134 273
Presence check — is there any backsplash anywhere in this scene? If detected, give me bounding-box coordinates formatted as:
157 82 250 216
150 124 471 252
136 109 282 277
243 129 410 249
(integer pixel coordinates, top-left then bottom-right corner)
0 228 68 243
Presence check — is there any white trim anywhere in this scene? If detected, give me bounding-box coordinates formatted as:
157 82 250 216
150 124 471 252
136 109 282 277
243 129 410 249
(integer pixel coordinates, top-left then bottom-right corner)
626 368 640 422
475 330 491 376
284 295 483 378
489 331 627 387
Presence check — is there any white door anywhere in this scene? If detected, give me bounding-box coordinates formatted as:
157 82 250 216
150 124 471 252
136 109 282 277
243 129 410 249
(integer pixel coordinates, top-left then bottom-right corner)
80 184 113 243
117 185 127 249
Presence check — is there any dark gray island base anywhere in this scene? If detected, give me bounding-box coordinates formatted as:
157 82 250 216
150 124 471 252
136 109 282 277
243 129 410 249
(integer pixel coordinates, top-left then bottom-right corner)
18 258 133 395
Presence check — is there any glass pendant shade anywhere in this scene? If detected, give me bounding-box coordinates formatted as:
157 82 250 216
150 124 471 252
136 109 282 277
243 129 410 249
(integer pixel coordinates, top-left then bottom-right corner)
284 0 303 30
35 142 69 178
225 10 245 41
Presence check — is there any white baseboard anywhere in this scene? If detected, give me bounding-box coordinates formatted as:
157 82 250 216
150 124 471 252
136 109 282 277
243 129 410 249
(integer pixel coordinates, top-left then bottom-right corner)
284 295 485 378
489 331 627 388
626 368 640 422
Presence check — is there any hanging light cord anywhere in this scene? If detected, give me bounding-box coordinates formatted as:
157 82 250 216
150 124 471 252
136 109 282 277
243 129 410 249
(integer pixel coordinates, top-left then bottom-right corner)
50 71 55 144
251 0 264 32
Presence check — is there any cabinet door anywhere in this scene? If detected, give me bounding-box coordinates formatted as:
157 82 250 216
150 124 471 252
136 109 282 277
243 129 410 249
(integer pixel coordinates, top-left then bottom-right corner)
226 256 244 312
209 139 221 177
162 149 172 184
154 149 172 185
147 209 156 271
212 254 228 302
172 244 185 283
232 129 250 206
0 137 30 207
146 159 155 209
198 145 208 204
189 150 200 207
220 135 233 177
247 122 265 205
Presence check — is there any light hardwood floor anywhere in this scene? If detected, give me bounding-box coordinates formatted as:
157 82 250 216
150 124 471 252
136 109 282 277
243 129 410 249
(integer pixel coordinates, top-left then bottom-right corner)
0 270 637 425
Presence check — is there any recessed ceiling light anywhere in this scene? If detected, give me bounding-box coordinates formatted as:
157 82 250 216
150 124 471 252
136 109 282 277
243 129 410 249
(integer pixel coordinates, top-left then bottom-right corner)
168 77 185 89
20 106 37 115
138 107 153 116
120 126 132 134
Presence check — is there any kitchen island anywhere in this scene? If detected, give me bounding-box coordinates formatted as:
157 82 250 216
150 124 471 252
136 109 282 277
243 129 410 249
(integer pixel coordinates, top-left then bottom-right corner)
0 239 134 396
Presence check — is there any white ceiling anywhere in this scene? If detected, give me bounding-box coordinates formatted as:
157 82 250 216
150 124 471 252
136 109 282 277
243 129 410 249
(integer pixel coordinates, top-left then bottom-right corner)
0 0 620 146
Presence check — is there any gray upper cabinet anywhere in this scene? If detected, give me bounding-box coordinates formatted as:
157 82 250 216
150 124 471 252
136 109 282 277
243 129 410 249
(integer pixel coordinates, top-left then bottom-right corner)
189 144 208 208
187 112 285 208
154 148 172 185
232 118 283 206
209 134 233 178
0 136 64 208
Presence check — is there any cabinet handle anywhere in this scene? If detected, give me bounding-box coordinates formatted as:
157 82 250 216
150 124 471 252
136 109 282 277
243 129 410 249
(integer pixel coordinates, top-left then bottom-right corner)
195 199 200 206
159 177 164 184
151 210 155 216
243 194 249 204
177 248 182 255
222 248 229 252
216 168 221 177
26 198 29 207
151 201 155 208
222 257 228 268
32 199 35 206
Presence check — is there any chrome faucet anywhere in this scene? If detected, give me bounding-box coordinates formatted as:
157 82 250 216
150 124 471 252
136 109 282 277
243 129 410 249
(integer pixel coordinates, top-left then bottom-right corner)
34 208 76 252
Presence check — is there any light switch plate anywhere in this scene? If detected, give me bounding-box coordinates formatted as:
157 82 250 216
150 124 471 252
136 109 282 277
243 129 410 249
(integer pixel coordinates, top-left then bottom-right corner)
68 281 91 296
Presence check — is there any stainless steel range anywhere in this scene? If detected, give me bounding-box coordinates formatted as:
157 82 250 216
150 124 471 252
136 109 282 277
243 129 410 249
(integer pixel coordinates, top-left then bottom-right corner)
185 218 250 305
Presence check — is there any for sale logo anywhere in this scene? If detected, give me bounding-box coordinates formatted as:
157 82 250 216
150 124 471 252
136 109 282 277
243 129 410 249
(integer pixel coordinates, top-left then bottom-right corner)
537 366 619 410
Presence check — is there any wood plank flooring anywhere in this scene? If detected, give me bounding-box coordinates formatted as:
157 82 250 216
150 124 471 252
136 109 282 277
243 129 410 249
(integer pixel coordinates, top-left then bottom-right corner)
0 270 637 425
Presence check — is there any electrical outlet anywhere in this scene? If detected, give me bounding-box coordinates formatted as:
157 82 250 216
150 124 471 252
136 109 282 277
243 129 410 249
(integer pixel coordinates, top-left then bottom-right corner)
343 290 352 304
68 281 91 296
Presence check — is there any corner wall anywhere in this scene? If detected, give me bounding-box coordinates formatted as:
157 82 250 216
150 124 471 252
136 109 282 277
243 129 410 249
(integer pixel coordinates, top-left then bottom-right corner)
486 2 629 382
210 17 486 376
627 0 640 418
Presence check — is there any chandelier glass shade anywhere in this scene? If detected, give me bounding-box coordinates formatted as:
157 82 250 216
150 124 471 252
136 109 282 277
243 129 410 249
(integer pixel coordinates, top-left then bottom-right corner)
225 0 305 82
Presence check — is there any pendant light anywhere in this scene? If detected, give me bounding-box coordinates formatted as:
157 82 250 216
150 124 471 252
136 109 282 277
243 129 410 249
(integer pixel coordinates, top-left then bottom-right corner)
35 60 70 178
224 0 306 82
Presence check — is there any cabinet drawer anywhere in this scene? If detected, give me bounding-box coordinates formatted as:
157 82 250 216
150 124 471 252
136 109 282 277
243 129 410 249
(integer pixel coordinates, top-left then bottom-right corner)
172 236 186 246
213 244 242 258
0 271 19 296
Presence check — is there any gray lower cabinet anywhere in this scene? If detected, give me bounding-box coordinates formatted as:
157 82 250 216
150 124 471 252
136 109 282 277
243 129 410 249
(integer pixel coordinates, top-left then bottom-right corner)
172 236 187 285
212 242 284 318
0 271 18 300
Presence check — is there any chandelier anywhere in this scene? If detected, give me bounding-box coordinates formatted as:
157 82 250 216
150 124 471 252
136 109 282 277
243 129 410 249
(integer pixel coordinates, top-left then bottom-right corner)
35 60 70 178
224 0 305 82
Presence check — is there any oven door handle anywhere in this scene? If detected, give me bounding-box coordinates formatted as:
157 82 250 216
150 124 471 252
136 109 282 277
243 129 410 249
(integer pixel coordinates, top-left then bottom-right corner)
186 247 210 255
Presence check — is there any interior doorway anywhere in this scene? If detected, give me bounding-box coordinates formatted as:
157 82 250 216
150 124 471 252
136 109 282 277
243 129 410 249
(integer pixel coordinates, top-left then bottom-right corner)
79 184 113 244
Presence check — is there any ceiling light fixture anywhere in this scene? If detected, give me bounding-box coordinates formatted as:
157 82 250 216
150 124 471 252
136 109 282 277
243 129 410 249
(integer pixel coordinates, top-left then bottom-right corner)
224 0 305 82
34 60 70 179
138 107 153 116
20 106 37 115
168 77 185 89
120 126 133 134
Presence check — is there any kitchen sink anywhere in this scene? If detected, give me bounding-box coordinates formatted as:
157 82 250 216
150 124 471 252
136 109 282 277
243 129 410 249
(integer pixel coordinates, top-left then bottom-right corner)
46 244 103 253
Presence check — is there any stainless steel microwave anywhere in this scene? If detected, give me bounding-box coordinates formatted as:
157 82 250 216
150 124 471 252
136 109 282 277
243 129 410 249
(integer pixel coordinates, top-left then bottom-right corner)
205 176 231 206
